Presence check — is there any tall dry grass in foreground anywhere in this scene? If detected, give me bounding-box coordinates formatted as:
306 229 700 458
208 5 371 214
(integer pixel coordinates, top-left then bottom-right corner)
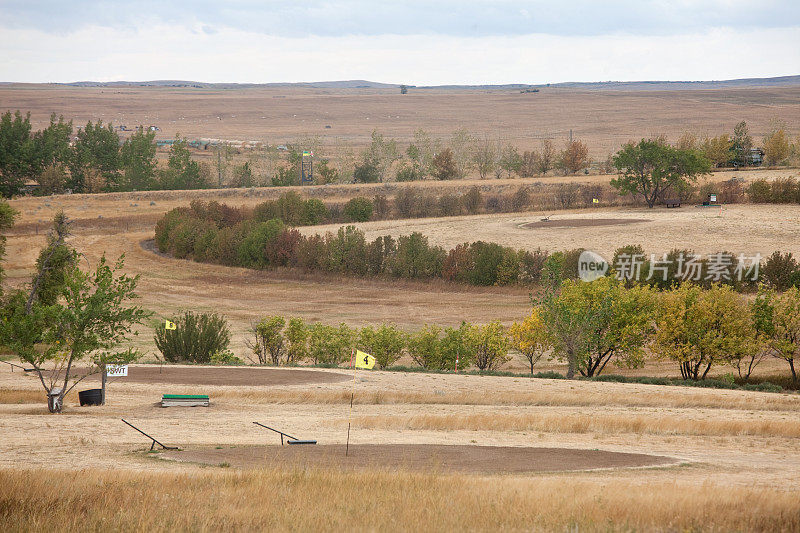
213 387 800 412
0 388 43 404
1 468 798 532
353 412 800 438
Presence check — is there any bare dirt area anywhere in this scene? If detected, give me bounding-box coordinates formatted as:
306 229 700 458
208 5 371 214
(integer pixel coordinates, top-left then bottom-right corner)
521 217 650 229
2 85 799 157
160 444 676 473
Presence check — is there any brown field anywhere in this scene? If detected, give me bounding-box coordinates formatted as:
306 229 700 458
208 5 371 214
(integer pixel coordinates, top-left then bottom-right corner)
3 84 800 530
2 84 799 159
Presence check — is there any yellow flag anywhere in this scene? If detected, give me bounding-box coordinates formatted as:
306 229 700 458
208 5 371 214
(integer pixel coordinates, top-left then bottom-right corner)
165 320 177 330
592 198 599 204
354 350 375 369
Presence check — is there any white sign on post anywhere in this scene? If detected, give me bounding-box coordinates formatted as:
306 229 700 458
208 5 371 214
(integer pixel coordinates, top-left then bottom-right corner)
106 365 128 377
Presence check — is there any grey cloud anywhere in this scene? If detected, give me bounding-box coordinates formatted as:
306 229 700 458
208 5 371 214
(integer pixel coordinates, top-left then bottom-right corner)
1 1 799 37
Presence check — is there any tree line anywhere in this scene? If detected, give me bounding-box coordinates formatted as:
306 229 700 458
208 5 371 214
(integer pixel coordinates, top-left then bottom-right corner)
155 199 800 292
3 109 797 197
152 276 800 388
0 111 212 197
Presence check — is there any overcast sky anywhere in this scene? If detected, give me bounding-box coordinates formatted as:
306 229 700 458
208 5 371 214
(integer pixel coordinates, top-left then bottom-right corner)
1 1 798 84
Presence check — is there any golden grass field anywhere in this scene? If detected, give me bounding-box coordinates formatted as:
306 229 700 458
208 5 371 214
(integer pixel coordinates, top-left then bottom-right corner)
2 85 800 530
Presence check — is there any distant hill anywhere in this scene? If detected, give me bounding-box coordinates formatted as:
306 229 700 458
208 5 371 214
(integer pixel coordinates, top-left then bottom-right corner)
3 75 798 91
55 79 399 89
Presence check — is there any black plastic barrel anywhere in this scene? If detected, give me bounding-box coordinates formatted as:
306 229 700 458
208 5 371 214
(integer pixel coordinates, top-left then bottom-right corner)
78 388 103 406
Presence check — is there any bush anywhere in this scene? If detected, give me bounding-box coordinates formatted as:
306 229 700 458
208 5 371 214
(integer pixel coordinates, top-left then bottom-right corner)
359 324 407 369
466 321 510 371
396 164 422 182
462 186 482 214
248 316 285 365
154 311 231 363
762 251 799 291
432 148 458 180
394 187 419 218
438 194 462 216
343 197 373 222
237 219 285 268
469 241 506 286
742 381 783 393
747 179 772 203
407 325 442 369
308 323 355 365
770 177 799 204
533 371 566 379
353 159 380 183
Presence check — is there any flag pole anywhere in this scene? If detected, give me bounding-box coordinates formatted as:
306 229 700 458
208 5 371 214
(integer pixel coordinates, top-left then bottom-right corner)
346 348 356 456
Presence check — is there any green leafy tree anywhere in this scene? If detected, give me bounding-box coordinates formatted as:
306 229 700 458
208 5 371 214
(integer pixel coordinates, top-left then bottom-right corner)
68 120 121 192
473 136 497 179
0 201 18 291
365 130 400 181
700 135 732 168
407 324 442 369
465 321 510 372
390 232 445 279
159 137 206 190
343 197 373 222
33 113 73 174
308 323 355 365
0 110 36 197
498 145 522 178
440 322 472 370
611 139 711 208
1 242 149 412
653 284 755 380
359 324 407 369
247 316 285 365
766 287 800 384
155 311 231 364
119 127 157 190
540 278 654 378
30 212 77 307
285 317 309 364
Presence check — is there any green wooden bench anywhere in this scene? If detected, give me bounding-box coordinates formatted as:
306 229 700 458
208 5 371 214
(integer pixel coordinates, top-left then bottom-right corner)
161 394 210 407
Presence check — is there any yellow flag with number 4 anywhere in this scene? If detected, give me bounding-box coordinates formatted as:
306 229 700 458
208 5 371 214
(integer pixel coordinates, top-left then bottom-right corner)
165 320 177 330
355 350 375 369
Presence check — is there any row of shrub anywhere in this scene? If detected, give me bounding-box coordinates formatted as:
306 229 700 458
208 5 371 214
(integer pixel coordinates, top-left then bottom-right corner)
155 311 510 372
154 278 800 387
156 200 800 292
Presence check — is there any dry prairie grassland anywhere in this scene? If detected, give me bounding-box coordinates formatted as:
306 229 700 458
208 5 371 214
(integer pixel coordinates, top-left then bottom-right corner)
2 362 800 530
2 468 799 532
302 201 800 259
3 84 799 157
352 412 800 438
